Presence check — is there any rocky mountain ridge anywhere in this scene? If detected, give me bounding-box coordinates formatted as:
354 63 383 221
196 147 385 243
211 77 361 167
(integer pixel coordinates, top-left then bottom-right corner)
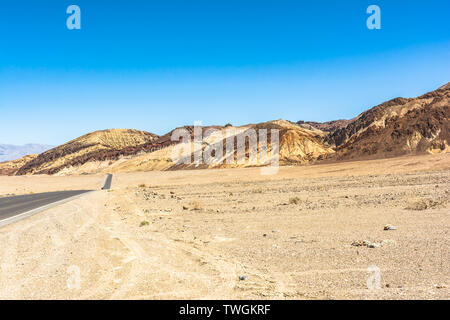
1 83 448 175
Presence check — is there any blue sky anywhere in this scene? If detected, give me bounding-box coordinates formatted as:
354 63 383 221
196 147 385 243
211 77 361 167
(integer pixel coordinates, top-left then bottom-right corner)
0 0 449 145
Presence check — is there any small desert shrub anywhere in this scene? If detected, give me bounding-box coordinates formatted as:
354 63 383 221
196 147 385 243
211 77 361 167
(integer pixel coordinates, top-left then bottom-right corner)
289 197 301 205
139 221 149 227
405 197 439 211
138 183 147 188
188 200 203 211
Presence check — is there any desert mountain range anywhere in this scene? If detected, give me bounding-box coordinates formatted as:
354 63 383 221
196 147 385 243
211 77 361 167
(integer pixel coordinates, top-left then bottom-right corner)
1 83 448 176
0 143 53 162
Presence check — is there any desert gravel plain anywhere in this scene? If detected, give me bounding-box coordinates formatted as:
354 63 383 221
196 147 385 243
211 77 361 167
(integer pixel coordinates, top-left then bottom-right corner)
0 153 449 299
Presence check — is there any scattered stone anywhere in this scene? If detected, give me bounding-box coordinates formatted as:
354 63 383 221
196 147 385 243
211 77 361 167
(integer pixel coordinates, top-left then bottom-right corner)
263 234 267 237
351 240 364 247
239 275 248 281
183 206 188 210
351 240 371 247
351 240 382 248
384 224 397 231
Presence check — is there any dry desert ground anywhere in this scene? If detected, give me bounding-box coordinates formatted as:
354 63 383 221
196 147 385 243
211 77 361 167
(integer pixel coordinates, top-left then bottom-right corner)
0 153 449 299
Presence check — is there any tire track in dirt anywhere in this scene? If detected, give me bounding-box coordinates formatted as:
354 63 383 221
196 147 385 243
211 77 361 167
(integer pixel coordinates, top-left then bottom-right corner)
102 191 241 299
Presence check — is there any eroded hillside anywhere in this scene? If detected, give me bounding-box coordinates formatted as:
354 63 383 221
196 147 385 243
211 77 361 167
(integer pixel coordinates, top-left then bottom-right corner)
15 129 158 175
0 154 39 175
326 85 450 160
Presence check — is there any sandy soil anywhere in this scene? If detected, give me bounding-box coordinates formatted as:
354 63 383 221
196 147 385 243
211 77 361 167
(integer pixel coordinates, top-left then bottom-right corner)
0 153 448 299
0 174 106 196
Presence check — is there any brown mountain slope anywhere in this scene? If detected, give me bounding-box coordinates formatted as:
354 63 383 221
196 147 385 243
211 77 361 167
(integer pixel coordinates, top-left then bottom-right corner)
326 84 450 160
296 119 354 133
15 129 159 175
438 82 450 90
80 121 333 174
0 154 39 175
106 125 232 173
166 120 334 171
253 120 334 164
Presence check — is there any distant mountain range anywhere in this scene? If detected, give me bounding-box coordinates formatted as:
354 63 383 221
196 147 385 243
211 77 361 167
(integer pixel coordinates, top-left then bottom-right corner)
0 144 54 162
0 82 448 175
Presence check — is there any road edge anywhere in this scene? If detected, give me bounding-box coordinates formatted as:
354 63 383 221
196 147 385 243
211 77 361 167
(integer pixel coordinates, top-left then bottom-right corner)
0 191 94 228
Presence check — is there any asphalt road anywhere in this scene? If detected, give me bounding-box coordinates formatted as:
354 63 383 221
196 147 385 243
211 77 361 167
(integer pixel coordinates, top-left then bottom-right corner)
102 173 113 190
0 174 113 227
0 190 92 222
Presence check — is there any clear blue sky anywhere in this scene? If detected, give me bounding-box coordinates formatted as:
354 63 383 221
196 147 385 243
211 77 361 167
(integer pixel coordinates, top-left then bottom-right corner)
1 0 449 145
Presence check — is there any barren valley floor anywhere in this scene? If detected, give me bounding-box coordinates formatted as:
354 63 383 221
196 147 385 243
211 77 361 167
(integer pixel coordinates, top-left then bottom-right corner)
0 154 449 299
